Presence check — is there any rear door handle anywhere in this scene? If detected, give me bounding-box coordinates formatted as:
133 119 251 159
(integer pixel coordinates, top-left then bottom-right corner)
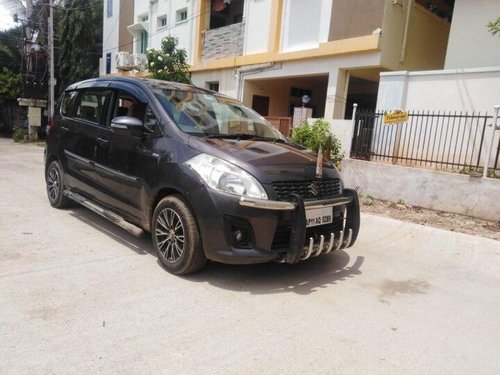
61 126 69 134
97 137 108 145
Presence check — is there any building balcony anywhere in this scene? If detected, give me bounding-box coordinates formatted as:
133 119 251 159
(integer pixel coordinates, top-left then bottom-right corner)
201 21 246 60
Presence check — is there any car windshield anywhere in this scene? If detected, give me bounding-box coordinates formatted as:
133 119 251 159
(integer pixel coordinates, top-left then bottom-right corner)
153 88 285 140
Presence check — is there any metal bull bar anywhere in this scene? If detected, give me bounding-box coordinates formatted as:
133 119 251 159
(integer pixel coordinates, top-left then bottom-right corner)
300 206 353 261
280 195 355 264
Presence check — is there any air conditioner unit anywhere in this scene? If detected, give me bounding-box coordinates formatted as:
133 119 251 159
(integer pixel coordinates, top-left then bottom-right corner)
131 53 147 71
115 51 131 70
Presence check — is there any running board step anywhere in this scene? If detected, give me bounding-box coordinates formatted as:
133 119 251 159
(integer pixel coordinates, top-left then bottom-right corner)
63 190 144 237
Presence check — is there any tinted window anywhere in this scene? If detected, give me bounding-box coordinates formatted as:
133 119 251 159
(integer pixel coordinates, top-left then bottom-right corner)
111 90 160 136
74 90 111 125
112 91 146 122
60 91 78 117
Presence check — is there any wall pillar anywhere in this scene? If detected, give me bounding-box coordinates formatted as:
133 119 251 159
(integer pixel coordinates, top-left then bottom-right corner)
325 68 349 120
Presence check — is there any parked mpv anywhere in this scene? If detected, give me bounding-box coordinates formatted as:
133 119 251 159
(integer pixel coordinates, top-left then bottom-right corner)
45 77 360 275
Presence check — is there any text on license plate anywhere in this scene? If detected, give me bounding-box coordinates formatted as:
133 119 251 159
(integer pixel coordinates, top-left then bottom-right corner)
305 207 333 228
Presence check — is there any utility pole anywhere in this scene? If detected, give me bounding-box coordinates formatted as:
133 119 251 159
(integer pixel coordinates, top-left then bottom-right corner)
48 0 55 121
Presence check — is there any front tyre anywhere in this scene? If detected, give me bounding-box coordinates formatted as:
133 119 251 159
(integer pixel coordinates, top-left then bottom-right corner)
46 160 71 208
152 195 206 275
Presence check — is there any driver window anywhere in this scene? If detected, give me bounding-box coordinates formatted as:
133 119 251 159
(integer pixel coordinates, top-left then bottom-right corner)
112 91 146 123
111 90 161 136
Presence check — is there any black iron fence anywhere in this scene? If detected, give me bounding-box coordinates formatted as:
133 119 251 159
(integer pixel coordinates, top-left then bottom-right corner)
351 109 500 173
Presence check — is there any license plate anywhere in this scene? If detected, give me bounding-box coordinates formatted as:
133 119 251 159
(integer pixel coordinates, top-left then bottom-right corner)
305 206 333 228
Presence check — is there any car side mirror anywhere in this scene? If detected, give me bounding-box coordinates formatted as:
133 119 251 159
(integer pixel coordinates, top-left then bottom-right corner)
111 116 144 136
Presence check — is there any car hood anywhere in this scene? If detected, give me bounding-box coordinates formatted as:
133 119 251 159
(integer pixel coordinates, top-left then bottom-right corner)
187 136 340 183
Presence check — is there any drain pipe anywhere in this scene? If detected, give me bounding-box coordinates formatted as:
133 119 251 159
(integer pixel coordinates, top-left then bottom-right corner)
400 0 413 62
483 105 500 178
235 62 276 101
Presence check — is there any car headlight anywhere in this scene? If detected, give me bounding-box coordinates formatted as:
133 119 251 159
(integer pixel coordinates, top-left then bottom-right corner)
185 153 268 200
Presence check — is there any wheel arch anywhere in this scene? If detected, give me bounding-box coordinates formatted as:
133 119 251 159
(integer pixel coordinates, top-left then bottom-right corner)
149 186 189 230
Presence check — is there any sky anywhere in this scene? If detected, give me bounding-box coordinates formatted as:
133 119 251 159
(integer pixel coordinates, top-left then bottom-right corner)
0 0 23 31
0 7 17 30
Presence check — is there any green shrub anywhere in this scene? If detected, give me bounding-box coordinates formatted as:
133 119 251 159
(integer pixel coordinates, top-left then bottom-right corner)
12 128 27 143
290 118 345 168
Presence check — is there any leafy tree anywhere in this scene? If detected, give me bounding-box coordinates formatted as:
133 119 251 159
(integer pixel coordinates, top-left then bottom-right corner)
0 27 22 73
291 118 345 168
487 18 500 36
0 67 21 105
57 0 103 91
146 36 191 83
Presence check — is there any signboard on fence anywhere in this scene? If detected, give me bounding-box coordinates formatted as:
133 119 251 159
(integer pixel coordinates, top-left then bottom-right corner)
383 110 409 125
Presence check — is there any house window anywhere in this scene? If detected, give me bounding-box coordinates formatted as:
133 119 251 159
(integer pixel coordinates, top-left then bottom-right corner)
105 53 111 74
157 15 167 29
140 31 148 53
176 8 188 23
206 81 219 92
210 0 243 29
139 14 149 22
107 0 112 17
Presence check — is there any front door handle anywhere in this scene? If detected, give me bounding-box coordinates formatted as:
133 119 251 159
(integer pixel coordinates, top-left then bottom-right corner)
97 137 108 145
61 126 69 134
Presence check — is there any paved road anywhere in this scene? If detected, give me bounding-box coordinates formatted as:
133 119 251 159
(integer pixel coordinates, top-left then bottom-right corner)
1 138 499 374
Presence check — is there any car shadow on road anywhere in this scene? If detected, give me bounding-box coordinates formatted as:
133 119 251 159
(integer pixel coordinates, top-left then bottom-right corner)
186 253 364 295
69 207 364 295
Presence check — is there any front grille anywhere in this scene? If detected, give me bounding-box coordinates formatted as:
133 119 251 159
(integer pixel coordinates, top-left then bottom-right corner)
272 179 341 201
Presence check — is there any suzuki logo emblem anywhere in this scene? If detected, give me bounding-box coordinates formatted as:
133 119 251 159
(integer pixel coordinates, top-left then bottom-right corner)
309 182 319 197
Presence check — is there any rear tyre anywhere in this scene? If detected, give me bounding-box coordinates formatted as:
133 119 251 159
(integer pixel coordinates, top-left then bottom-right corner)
152 195 206 275
46 160 71 208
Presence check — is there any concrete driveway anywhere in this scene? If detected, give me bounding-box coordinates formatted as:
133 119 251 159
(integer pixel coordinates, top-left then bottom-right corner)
1 138 499 374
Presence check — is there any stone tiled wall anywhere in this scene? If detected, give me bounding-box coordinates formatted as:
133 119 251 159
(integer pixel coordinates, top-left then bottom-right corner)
201 22 245 60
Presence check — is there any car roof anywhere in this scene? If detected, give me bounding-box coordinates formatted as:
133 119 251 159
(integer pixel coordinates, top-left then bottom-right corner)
65 76 218 96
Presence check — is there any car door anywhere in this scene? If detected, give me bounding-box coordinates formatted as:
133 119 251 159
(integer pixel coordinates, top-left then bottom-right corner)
93 88 162 222
61 88 112 195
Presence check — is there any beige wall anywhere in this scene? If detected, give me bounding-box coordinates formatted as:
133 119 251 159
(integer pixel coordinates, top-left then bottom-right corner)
329 0 385 41
402 4 449 70
380 1 450 72
119 0 134 54
342 158 500 221
445 0 500 69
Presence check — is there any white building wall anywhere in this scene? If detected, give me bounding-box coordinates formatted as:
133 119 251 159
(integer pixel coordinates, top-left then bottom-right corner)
100 0 120 75
281 0 333 52
445 0 500 69
133 0 195 64
191 69 238 98
377 68 500 112
244 0 272 54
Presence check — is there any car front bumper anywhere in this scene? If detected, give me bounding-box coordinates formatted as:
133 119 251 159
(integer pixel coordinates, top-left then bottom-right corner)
187 185 360 265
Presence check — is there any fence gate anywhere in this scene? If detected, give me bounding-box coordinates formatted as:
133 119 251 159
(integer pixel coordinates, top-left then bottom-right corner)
349 109 496 174
350 110 380 160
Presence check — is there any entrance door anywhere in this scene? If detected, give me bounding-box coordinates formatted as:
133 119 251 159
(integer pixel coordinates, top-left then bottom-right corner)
252 95 270 116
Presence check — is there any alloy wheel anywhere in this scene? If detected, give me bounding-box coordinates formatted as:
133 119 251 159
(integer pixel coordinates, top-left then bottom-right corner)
155 208 185 263
47 166 60 201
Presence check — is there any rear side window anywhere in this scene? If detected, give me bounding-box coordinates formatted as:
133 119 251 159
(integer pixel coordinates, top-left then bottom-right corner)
73 90 112 126
60 91 78 117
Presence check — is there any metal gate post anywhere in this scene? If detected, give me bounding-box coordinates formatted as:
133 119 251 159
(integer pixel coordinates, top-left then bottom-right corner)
483 105 500 178
349 103 358 157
